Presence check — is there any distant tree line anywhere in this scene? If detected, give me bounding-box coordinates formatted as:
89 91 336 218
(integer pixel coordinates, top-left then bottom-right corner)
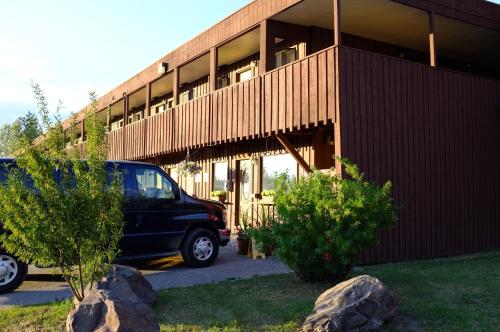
0 112 42 157
0 112 41 157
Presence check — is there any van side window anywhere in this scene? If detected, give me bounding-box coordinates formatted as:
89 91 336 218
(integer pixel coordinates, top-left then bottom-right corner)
135 168 175 200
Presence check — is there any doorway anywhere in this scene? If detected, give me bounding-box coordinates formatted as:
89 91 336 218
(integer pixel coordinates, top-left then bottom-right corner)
236 159 254 227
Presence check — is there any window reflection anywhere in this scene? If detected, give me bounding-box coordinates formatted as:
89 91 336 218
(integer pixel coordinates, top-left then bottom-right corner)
262 154 297 190
213 162 228 191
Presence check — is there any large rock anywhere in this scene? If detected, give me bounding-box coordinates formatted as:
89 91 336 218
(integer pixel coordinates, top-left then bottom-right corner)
67 265 159 332
302 275 397 332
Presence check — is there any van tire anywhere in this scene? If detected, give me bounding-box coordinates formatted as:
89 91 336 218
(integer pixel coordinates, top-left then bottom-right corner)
181 229 219 268
0 252 28 294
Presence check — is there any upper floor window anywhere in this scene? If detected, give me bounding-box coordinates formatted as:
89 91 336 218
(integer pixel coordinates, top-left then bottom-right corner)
275 47 298 68
111 119 124 132
179 90 193 104
237 68 253 83
166 98 174 110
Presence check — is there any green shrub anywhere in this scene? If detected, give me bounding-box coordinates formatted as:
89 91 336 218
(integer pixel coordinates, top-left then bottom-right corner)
0 84 123 302
272 159 397 283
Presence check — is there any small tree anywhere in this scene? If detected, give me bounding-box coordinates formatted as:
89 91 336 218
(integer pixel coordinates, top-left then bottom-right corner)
0 83 123 302
272 159 397 283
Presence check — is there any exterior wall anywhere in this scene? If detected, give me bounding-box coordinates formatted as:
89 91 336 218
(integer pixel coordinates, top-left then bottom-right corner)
144 133 328 231
338 46 500 263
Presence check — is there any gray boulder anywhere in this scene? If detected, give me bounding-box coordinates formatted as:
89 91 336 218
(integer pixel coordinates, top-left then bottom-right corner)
302 275 397 332
67 265 159 332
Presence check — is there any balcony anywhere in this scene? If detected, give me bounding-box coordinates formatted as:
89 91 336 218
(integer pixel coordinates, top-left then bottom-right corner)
106 45 339 161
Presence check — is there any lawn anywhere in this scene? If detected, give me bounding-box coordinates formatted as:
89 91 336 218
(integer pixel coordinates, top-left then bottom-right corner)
2 252 500 331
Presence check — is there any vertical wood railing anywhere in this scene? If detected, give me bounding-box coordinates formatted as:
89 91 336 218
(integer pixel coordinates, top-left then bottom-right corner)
106 46 338 160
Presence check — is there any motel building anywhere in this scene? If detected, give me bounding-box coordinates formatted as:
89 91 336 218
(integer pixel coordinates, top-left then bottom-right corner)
63 0 500 263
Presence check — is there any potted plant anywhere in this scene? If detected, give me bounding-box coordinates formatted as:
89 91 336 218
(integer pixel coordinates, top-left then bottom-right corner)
260 189 276 204
248 206 276 256
236 211 250 255
211 190 227 203
177 160 202 177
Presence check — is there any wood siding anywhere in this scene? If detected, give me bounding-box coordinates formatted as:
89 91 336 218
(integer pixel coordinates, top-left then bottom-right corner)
107 46 339 160
145 134 318 232
338 46 500 263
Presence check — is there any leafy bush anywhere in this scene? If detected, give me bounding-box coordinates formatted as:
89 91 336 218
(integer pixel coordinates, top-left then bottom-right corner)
272 159 397 282
0 84 123 302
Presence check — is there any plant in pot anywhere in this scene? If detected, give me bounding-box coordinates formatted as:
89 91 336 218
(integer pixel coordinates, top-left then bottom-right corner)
248 205 276 256
211 190 227 203
177 160 202 177
260 189 276 204
236 211 250 255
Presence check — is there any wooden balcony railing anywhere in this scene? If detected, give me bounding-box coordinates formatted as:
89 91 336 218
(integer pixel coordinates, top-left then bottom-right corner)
104 46 339 160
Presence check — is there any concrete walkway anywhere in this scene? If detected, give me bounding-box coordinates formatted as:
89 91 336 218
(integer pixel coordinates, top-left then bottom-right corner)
0 243 290 308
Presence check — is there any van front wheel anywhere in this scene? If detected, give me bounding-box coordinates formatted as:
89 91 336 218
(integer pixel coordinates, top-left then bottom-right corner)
181 229 219 268
0 253 28 294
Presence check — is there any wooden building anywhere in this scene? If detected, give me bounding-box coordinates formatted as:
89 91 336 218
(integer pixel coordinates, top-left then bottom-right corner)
65 0 500 263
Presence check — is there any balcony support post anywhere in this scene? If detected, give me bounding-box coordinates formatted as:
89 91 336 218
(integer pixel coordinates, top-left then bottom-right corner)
122 93 129 126
173 67 180 106
428 11 437 67
210 47 218 92
275 133 312 174
145 83 151 118
259 19 274 74
122 93 129 158
79 120 85 143
333 0 341 46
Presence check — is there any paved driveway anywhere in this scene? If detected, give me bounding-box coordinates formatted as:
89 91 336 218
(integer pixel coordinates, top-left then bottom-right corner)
0 244 290 308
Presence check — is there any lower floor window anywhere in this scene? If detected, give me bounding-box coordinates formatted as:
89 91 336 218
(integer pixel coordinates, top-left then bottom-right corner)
262 154 297 190
213 162 228 192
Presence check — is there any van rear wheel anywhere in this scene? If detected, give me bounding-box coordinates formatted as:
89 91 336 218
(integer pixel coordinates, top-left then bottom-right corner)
0 253 28 294
181 229 219 268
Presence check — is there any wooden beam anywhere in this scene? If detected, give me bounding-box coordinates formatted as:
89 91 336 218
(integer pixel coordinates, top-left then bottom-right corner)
429 11 437 67
173 66 180 106
333 0 342 46
275 133 313 173
122 93 129 126
209 47 218 92
259 20 274 74
144 83 151 118
80 120 85 142
122 94 129 157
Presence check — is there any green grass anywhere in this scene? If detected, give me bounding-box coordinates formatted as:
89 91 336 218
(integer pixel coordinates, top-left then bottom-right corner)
2 252 500 331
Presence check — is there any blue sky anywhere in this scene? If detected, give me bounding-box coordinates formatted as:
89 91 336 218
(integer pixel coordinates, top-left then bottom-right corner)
0 0 250 125
1 0 499 126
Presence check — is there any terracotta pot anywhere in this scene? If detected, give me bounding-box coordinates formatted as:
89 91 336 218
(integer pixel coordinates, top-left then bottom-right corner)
237 238 249 255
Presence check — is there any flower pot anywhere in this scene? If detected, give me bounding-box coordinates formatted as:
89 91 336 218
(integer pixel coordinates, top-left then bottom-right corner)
237 238 249 255
218 194 226 203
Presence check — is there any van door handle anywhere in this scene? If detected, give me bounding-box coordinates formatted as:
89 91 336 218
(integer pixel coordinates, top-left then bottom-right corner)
136 214 143 227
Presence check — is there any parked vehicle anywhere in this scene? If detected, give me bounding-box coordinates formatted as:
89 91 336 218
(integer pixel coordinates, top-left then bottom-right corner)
0 158 230 293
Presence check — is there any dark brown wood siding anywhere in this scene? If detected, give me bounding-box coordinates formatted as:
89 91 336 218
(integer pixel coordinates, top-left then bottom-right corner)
338 46 500 263
144 133 318 231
